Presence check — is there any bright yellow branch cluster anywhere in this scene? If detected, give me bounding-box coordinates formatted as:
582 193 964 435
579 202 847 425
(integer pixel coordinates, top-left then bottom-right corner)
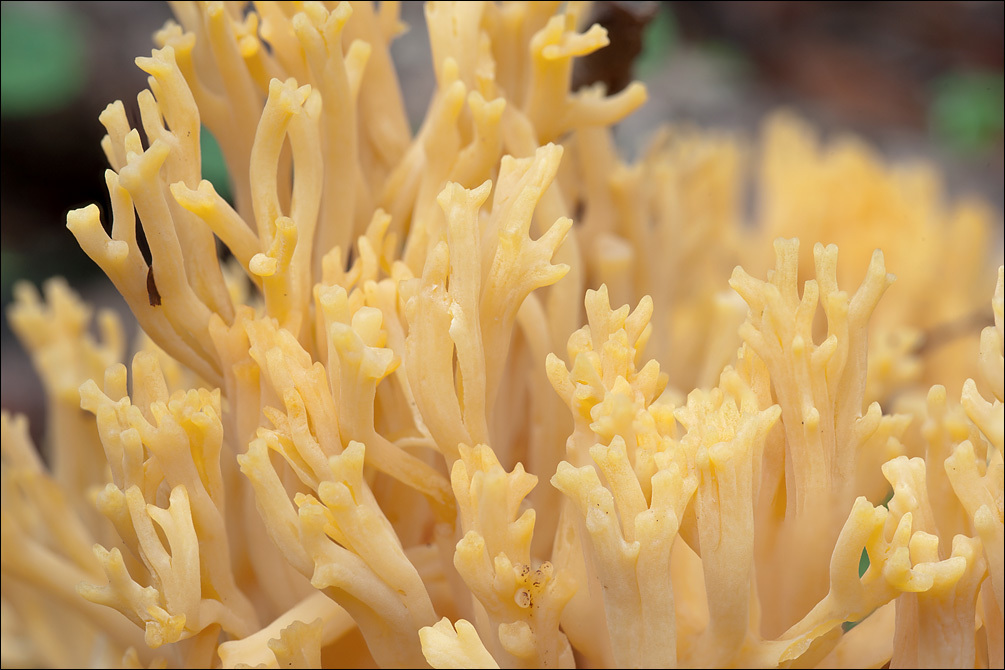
1 2 1002 669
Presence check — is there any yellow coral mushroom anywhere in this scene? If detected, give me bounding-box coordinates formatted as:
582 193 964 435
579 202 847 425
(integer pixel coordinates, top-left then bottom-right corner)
1 2 1002 669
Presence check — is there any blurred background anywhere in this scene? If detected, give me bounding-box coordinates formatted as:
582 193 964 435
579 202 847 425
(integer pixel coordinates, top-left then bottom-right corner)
2 0 1003 440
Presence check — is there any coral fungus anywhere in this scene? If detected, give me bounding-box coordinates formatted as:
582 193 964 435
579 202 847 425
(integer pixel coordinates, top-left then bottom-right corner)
2 2 1002 668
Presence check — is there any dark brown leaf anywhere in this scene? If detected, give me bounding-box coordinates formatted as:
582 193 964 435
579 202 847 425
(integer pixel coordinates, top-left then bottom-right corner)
573 1 660 94
147 265 161 307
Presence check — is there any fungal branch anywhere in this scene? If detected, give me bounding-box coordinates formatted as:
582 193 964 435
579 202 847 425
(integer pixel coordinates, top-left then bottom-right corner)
443 444 576 668
729 239 911 632
6 281 125 520
547 286 686 668
1 2 1003 668
404 144 572 466
77 353 259 653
